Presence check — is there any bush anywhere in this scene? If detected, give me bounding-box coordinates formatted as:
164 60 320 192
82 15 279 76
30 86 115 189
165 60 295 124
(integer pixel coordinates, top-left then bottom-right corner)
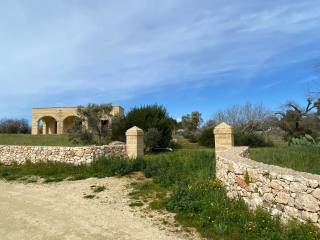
198 127 214 147
290 134 319 146
0 118 30 134
234 131 273 147
198 127 272 148
144 128 162 150
182 130 200 143
111 116 126 142
125 105 174 147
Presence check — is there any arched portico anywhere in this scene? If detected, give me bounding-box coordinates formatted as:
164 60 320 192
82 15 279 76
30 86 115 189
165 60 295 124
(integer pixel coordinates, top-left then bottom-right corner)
31 106 124 135
38 116 58 135
63 115 80 133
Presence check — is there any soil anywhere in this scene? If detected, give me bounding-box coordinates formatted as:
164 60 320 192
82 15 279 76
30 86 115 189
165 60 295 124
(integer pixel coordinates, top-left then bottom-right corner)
0 176 202 240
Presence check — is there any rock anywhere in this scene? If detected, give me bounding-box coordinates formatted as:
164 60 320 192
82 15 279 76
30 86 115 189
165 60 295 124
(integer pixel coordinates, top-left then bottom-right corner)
247 169 257 182
275 192 290 205
284 206 300 219
250 193 263 208
271 208 281 217
281 175 295 182
263 193 274 203
235 176 252 192
308 180 319 189
270 180 283 191
312 189 320 200
301 211 318 223
75 149 85 157
290 182 307 193
295 193 320 212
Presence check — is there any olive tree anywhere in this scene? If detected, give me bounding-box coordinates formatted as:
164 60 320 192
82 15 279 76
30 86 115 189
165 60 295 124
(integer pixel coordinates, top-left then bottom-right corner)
68 103 113 145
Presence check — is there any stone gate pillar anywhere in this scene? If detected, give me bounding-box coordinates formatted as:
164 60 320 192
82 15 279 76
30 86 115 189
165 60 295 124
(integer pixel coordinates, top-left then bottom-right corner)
126 126 144 159
214 122 234 156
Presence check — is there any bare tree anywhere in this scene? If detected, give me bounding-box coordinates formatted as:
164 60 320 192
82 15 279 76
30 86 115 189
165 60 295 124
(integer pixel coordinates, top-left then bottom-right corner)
211 103 272 132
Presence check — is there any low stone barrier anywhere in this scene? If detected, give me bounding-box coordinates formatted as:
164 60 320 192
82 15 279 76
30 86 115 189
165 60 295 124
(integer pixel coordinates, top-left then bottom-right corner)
0 144 126 165
214 122 320 227
0 126 145 165
217 146 320 226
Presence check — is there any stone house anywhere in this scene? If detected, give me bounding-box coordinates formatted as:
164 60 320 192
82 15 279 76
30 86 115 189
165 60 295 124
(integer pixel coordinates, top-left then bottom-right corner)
31 106 124 135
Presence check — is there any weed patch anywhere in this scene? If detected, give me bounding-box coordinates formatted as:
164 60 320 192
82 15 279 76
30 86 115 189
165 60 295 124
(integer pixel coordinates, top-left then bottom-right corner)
129 201 144 207
83 194 95 199
92 185 106 193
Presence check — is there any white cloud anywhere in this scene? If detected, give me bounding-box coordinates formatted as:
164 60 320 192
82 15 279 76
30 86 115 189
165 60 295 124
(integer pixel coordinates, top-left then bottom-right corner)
0 0 319 118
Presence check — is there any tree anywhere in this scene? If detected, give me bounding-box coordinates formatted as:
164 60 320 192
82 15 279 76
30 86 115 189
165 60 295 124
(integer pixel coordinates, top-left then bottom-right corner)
0 118 30 134
212 103 271 133
201 103 273 147
125 104 174 147
180 111 203 142
181 111 203 131
68 103 113 145
275 98 320 141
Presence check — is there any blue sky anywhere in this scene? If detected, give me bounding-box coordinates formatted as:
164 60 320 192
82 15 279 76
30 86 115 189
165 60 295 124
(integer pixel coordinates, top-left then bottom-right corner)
0 1 319 122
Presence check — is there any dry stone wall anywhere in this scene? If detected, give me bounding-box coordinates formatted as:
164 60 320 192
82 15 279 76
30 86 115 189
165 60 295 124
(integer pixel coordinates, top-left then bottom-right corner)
0 144 126 165
216 146 320 227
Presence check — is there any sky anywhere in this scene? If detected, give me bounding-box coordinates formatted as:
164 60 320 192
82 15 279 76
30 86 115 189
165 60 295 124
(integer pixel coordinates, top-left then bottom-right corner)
0 0 319 122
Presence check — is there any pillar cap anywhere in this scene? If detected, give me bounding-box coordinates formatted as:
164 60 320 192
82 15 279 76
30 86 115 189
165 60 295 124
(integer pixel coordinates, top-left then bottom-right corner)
126 126 144 136
214 122 233 134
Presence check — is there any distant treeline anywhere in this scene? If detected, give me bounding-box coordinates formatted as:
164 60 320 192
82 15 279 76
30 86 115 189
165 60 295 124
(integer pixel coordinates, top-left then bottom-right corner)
0 118 30 134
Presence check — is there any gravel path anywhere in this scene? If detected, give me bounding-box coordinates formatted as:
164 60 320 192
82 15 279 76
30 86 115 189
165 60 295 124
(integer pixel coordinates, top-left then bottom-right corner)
0 177 201 240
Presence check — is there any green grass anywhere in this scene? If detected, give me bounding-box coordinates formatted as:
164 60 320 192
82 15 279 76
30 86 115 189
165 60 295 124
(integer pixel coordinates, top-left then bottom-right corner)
91 185 106 193
174 135 208 150
250 146 320 175
0 157 144 182
0 134 78 146
129 201 144 207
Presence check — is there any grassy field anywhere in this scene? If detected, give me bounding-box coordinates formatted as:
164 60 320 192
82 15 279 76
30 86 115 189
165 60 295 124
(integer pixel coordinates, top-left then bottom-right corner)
0 156 144 182
174 135 208 150
0 134 77 146
250 146 320 175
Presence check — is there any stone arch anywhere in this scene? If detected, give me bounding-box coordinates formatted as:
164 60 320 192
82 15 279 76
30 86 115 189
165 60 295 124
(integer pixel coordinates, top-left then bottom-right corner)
63 115 80 133
37 116 58 135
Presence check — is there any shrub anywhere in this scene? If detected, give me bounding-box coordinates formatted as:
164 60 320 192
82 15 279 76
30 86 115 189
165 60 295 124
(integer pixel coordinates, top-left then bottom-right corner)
182 130 200 143
0 118 30 134
198 127 214 147
290 134 319 146
68 120 94 145
234 131 273 147
111 116 126 142
125 105 174 147
144 128 162 150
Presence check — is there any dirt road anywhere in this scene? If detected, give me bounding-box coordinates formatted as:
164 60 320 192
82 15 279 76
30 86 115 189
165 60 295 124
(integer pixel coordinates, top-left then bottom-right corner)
0 177 199 240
